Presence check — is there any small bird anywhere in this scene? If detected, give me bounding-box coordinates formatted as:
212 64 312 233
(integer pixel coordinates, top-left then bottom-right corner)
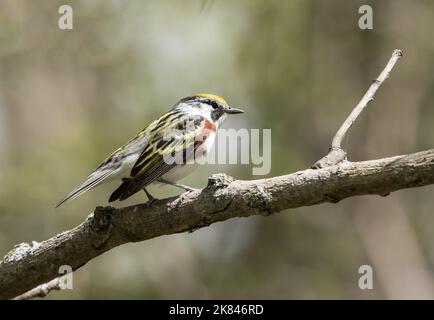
56 94 244 207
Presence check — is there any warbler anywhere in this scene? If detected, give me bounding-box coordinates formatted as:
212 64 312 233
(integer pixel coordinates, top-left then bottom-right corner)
56 94 244 207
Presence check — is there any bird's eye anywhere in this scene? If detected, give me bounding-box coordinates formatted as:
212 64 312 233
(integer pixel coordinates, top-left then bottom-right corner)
207 100 219 109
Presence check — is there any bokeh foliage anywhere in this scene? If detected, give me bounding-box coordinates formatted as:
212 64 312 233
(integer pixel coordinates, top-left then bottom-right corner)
1 0 434 299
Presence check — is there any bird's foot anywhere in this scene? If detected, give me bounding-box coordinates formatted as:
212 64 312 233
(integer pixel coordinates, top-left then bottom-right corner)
177 183 199 193
157 178 199 193
144 197 157 207
143 188 158 207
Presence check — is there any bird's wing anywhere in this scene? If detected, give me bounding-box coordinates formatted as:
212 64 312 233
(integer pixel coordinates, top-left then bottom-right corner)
56 111 180 207
56 165 120 208
56 136 144 207
110 113 205 201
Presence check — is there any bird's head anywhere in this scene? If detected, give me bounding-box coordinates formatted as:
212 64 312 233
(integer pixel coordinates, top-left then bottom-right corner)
175 93 244 126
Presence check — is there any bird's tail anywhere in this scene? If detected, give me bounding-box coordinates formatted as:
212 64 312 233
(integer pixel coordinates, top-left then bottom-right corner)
108 178 132 202
56 170 115 208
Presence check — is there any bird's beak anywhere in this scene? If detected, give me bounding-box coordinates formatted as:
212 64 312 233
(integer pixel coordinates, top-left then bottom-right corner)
224 107 245 114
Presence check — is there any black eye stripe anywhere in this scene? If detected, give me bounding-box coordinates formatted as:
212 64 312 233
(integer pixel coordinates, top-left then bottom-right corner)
205 100 219 109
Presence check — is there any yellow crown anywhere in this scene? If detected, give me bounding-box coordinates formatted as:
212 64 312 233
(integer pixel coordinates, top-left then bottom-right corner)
193 93 227 105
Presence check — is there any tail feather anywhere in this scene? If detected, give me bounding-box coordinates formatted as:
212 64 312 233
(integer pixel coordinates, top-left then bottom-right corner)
109 178 132 202
56 170 115 208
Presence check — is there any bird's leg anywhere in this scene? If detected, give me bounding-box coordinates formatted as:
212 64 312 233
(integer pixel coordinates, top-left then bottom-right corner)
143 187 157 206
157 178 199 192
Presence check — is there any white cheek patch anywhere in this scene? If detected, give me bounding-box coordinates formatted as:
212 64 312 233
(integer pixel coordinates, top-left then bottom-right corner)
216 114 227 127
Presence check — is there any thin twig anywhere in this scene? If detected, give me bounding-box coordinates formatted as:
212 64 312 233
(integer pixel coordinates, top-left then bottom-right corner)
332 49 403 149
13 277 63 300
313 49 403 168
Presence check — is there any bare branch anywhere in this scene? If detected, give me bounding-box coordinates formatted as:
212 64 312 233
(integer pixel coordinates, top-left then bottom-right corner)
2 148 434 299
313 49 403 168
13 278 63 300
331 49 403 149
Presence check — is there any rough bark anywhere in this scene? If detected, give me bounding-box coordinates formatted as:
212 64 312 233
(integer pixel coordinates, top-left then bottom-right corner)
1 149 434 299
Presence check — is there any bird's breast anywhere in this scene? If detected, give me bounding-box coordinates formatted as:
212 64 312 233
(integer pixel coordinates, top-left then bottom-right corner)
203 117 217 132
196 117 217 143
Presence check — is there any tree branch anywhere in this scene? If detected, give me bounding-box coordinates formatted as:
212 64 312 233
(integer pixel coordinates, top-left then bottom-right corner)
313 49 403 168
2 149 434 299
13 277 64 300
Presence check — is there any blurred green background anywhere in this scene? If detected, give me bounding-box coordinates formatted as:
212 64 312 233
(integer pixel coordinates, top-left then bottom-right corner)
1 0 434 299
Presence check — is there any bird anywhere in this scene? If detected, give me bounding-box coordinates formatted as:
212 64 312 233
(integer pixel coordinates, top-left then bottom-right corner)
56 94 244 207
